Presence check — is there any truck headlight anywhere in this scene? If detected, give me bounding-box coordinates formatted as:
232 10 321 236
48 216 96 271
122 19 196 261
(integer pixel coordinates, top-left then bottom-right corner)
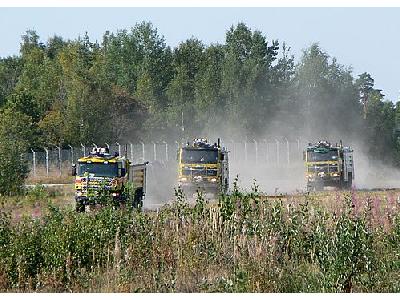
180 177 187 182
210 178 217 182
112 192 119 197
194 176 203 182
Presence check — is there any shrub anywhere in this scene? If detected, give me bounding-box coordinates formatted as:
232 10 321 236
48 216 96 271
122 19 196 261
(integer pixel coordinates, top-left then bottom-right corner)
0 189 399 292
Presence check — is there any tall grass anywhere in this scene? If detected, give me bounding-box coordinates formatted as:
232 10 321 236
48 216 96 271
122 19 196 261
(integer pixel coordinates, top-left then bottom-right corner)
1 184 400 292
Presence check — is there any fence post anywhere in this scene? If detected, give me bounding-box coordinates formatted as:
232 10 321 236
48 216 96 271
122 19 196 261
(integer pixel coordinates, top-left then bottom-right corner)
116 142 121 155
153 142 157 161
275 139 280 166
163 141 168 162
56 146 62 176
263 139 268 164
285 138 290 165
253 139 258 163
230 140 235 161
68 145 74 165
140 142 145 161
129 142 134 161
31 149 36 177
244 141 248 161
175 141 180 161
44 147 49 176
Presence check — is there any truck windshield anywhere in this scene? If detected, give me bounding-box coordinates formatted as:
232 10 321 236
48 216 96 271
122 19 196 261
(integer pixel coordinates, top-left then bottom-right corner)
307 150 338 162
182 149 218 164
78 162 118 177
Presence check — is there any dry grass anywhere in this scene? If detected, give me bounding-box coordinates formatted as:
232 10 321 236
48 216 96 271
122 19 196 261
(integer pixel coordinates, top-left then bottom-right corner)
26 165 73 185
1 184 74 221
1 186 400 292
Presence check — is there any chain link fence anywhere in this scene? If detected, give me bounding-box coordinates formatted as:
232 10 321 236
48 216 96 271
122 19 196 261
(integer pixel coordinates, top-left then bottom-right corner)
25 138 308 178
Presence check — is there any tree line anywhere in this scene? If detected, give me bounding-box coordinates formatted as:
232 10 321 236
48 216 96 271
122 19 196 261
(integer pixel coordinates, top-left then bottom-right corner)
1 22 400 188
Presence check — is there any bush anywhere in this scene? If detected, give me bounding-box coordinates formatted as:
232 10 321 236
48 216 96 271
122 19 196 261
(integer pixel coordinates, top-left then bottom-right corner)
0 107 35 195
1 189 400 292
0 141 29 195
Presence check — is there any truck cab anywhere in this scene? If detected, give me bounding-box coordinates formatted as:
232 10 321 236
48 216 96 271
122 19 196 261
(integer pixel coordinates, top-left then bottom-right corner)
304 140 354 191
73 147 147 212
177 138 229 199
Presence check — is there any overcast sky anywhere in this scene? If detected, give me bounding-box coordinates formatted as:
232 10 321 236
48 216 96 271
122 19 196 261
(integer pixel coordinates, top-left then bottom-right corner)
0 7 398 101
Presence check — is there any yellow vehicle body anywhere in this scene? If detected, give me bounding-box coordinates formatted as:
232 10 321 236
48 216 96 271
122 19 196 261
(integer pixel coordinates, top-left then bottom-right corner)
305 160 342 180
304 141 354 191
177 138 229 198
73 147 147 212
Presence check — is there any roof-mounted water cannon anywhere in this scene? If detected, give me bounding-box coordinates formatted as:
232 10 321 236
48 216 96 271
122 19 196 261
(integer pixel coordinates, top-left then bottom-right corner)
317 140 331 148
90 147 111 157
193 138 210 148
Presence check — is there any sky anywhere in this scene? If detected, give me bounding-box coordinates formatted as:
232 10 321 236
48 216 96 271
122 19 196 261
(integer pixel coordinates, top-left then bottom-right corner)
0 7 399 102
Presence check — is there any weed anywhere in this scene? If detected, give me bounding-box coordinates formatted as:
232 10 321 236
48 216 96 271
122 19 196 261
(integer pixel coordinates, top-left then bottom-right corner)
0 188 400 292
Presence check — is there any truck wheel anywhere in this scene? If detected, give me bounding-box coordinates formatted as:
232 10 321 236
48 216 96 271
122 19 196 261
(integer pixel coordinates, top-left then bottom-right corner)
307 183 316 192
132 199 143 209
76 200 85 213
347 174 353 189
132 188 144 209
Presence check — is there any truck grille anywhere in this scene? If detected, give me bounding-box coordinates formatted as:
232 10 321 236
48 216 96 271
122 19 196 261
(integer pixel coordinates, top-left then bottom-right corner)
182 167 217 177
77 177 113 196
308 164 338 173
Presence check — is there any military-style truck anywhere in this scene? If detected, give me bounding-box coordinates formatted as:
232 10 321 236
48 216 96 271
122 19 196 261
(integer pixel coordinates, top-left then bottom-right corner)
177 138 229 198
304 140 354 191
72 147 148 212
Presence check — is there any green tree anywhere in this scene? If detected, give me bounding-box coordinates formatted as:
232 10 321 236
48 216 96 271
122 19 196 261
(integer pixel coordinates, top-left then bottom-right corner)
194 44 225 133
364 91 395 163
355 72 377 119
165 38 205 137
0 107 35 194
37 109 65 146
0 56 22 108
221 23 279 137
293 44 362 140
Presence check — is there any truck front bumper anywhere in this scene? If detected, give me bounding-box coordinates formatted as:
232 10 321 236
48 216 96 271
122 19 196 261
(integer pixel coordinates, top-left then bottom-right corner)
178 182 219 195
75 192 123 204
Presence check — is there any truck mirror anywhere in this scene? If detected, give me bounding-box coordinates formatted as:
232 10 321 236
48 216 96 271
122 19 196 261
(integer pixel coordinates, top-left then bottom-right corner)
302 151 306 161
121 168 126 177
71 164 77 176
220 153 225 160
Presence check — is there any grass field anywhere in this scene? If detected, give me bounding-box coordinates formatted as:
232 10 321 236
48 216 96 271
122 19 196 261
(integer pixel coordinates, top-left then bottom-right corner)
1 183 400 292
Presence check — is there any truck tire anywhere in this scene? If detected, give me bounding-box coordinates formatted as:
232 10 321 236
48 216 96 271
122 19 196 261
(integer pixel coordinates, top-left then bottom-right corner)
347 173 353 189
132 188 144 209
76 200 85 213
307 182 322 192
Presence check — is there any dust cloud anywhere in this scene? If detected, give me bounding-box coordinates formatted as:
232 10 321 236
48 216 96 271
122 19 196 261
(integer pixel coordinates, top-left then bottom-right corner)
141 127 400 207
144 160 177 208
139 87 399 205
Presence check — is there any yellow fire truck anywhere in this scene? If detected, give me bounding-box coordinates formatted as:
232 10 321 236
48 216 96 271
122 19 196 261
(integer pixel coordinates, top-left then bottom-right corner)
304 140 354 191
177 138 229 198
72 147 148 212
